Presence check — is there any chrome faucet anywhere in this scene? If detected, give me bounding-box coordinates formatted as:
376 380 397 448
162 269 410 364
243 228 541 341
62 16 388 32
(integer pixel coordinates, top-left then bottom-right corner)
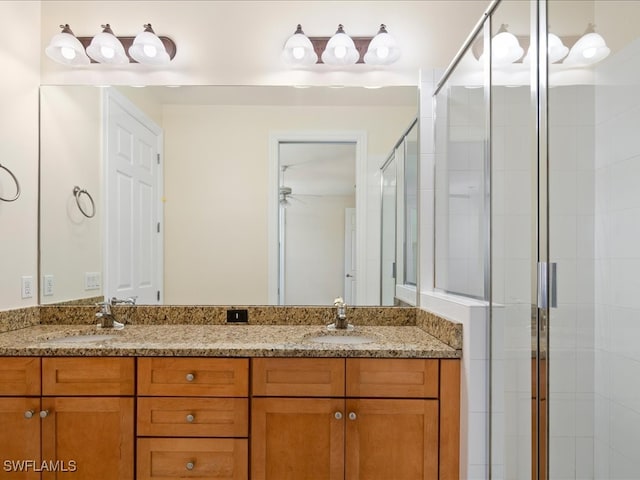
95 301 116 328
333 297 348 330
111 296 137 307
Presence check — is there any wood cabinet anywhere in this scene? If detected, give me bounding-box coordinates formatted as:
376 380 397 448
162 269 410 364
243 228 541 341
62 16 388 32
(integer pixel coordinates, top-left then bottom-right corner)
0 357 134 480
1 354 460 480
136 358 249 480
251 358 460 480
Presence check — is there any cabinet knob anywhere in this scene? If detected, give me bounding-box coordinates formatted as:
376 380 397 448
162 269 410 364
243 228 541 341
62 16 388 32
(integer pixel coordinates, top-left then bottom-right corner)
185 373 195 382
186 414 195 423
334 412 343 420
24 410 35 419
39 410 49 419
186 462 195 471
348 412 357 421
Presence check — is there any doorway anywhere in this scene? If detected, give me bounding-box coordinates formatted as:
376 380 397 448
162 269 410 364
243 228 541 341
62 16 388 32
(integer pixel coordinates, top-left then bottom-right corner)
103 89 163 304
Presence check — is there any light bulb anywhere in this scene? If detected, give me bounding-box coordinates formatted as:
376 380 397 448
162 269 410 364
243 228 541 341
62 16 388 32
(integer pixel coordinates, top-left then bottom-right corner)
100 45 115 59
60 47 76 60
376 46 389 59
334 45 347 59
143 44 157 58
292 46 305 60
582 47 597 59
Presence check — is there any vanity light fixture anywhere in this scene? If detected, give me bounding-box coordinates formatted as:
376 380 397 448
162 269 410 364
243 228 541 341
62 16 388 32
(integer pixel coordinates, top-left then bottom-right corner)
45 24 177 66
363 24 400 65
86 24 128 64
321 24 359 65
490 24 524 65
523 32 569 64
128 24 171 65
564 23 610 65
45 24 90 66
282 24 318 66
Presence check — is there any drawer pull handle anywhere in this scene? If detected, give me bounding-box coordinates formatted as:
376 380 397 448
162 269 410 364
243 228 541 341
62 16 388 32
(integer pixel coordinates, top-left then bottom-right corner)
24 410 34 419
186 462 195 471
186 414 195 423
39 410 49 419
348 412 357 421
185 373 195 382
334 412 343 420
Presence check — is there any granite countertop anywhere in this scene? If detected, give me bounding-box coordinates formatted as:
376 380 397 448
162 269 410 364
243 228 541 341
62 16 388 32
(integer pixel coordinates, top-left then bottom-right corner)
0 324 459 359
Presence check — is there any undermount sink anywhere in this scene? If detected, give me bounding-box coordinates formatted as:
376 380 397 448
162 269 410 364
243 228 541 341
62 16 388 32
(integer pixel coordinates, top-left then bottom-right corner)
39 334 119 344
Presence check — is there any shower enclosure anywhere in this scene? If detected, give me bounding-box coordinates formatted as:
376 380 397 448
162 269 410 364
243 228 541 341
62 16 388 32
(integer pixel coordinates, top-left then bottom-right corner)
433 0 640 478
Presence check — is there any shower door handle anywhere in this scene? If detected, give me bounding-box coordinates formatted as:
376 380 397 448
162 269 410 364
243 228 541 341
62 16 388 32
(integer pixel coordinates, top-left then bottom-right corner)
537 262 557 309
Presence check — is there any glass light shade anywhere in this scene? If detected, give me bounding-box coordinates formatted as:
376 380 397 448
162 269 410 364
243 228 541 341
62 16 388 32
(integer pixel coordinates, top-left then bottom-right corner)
129 24 171 65
364 25 401 65
564 28 610 65
282 24 317 66
491 28 524 65
321 25 359 65
86 25 128 64
523 32 569 64
45 25 90 66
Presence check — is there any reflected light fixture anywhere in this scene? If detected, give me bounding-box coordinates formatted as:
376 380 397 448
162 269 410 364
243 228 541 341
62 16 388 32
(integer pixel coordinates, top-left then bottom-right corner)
364 24 400 65
321 24 359 65
282 24 318 66
45 24 90 66
128 24 171 65
564 23 610 65
490 24 524 65
86 24 128 64
523 32 569 64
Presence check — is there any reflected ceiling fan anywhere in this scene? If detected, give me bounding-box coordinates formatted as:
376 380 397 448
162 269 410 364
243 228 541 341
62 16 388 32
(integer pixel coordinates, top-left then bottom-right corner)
279 165 323 207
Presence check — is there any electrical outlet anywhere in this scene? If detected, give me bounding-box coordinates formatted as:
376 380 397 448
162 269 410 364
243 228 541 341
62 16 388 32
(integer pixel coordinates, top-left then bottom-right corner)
43 275 54 296
21 276 34 299
85 272 101 290
226 309 248 323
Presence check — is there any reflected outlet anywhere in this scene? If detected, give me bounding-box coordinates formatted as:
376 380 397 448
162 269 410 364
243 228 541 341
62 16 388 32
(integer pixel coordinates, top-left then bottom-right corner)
43 275 54 296
226 309 248 323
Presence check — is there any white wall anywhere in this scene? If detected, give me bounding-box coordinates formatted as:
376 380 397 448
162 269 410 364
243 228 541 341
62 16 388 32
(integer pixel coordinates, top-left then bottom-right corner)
0 1 40 311
39 87 103 303
162 104 414 304
593 37 640 480
284 196 355 305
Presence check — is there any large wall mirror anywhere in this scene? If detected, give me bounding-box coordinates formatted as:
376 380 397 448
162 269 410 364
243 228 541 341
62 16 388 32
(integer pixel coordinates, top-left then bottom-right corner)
39 85 417 306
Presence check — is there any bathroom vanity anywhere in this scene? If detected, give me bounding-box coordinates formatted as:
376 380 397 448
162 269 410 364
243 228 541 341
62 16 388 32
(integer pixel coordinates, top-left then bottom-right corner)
0 323 460 480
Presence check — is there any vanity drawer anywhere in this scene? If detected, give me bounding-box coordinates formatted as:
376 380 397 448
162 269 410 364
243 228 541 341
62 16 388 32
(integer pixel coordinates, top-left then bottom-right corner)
0 357 41 395
42 357 134 396
346 359 439 398
137 437 248 480
137 397 248 437
138 358 249 397
252 358 345 397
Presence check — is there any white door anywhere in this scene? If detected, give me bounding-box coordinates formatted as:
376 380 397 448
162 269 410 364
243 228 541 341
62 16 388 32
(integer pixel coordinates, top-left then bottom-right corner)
104 90 163 304
344 207 356 304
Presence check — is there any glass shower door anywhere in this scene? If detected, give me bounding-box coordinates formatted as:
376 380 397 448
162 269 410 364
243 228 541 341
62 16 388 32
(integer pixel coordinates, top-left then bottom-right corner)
547 1 640 479
490 1 537 479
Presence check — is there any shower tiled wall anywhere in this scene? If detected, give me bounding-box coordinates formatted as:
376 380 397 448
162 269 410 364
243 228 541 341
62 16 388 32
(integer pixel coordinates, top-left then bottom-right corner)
593 38 640 479
549 83 596 480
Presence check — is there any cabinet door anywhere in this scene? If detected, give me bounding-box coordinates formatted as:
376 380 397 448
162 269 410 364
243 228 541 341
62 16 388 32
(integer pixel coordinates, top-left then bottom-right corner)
345 399 439 480
0 398 41 480
251 398 344 480
40 397 134 480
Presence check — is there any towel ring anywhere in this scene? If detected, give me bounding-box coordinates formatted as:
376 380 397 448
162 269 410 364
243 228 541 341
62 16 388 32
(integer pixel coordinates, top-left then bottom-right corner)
0 163 20 202
73 186 96 218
